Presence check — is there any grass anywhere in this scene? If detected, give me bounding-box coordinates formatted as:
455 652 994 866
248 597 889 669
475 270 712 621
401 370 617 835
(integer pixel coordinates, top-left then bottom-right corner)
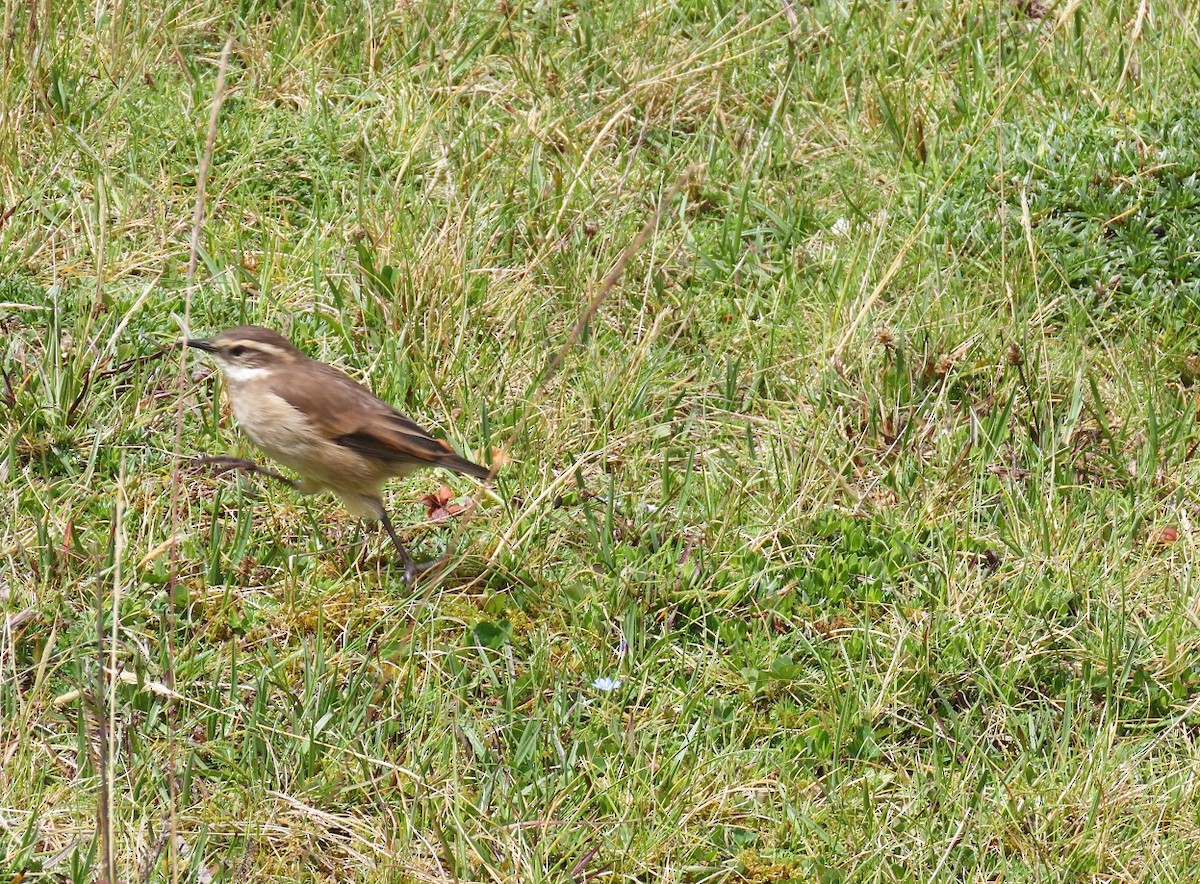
4 0 1200 880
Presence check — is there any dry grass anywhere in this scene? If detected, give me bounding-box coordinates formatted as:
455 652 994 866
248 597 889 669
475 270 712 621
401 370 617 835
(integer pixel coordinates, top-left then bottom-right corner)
6 0 1200 881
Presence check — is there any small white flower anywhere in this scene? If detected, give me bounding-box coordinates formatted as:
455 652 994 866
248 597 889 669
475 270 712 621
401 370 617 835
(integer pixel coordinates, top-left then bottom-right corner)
831 217 851 237
592 677 623 692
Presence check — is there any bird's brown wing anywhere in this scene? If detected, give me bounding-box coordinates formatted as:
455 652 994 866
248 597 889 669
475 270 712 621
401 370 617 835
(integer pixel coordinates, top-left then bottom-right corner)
276 359 489 479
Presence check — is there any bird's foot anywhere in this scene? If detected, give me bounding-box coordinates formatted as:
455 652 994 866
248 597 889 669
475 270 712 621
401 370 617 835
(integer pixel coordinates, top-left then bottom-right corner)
192 455 297 488
402 556 444 587
193 454 258 475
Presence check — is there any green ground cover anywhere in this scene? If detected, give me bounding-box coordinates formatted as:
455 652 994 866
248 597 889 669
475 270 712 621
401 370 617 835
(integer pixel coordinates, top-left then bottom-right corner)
4 1 1200 880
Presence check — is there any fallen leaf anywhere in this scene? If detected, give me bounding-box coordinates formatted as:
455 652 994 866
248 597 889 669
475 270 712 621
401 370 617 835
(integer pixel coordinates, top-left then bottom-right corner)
1151 527 1179 546
422 485 473 521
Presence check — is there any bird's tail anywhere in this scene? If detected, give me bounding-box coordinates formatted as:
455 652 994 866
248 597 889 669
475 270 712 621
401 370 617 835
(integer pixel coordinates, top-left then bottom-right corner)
440 451 492 481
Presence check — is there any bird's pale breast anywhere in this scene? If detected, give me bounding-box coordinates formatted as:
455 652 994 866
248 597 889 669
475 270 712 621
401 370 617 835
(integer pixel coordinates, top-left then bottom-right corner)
228 379 386 494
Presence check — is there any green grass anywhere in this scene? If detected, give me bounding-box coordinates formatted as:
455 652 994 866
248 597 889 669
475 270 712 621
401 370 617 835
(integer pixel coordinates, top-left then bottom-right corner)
5 0 1200 881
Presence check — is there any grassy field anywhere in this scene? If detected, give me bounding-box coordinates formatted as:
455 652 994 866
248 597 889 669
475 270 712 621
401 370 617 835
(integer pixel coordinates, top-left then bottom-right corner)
4 0 1200 880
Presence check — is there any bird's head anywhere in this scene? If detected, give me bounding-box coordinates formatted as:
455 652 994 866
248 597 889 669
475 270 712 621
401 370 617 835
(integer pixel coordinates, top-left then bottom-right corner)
186 326 304 380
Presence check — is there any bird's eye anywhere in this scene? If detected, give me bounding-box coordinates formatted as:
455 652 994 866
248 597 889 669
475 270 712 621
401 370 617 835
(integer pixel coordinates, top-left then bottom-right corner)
230 346 248 357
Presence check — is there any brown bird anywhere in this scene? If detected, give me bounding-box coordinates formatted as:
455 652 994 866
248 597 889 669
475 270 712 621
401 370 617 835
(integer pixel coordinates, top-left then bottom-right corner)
187 325 490 583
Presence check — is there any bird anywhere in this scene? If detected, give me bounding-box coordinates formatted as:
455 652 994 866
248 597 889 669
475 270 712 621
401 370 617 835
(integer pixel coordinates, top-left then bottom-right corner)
185 325 490 584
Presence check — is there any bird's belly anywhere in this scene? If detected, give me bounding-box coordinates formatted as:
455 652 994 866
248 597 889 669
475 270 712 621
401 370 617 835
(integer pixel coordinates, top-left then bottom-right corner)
231 389 382 492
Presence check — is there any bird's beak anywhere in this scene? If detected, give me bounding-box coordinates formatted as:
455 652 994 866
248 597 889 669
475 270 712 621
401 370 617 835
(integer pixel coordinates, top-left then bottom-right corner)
186 338 216 352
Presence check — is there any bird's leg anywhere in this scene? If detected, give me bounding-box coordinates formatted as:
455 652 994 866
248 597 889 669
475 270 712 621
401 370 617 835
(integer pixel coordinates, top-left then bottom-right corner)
379 509 441 586
192 454 297 488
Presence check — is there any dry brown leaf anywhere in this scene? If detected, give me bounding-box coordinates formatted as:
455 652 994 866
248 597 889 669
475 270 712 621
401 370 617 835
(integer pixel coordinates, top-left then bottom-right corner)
422 485 473 521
